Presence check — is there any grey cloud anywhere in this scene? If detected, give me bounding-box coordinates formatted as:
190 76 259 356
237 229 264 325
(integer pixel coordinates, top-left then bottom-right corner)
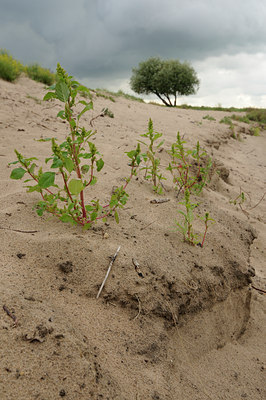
0 0 266 106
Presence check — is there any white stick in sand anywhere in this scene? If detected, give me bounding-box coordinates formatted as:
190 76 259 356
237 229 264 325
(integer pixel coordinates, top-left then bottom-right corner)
96 246 121 299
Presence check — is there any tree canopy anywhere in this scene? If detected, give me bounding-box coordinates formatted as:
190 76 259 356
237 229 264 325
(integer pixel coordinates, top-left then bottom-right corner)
130 57 200 106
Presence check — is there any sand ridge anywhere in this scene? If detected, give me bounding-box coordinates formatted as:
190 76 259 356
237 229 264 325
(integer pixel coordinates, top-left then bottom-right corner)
0 76 265 400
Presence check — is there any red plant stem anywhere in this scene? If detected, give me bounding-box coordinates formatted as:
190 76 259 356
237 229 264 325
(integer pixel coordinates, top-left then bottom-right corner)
85 159 94 187
67 112 87 219
201 225 208 247
60 169 74 202
23 166 54 195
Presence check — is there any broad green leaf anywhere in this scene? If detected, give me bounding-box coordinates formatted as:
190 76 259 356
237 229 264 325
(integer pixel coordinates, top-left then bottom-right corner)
114 210 119 224
68 179 84 195
51 158 63 168
36 208 44 216
90 176 97 186
79 100 89 106
57 110 66 119
81 153 92 159
69 119 76 129
64 158 74 173
38 172 55 188
81 165 90 174
55 81 70 103
90 212 98 221
60 214 74 223
43 92 57 101
8 160 20 165
10 168 27 180
27 185 41 193
29 163 37 174
96 158 104 172
157 140 164 148
77 102 93 121
83 223 92 230
153 133 163 141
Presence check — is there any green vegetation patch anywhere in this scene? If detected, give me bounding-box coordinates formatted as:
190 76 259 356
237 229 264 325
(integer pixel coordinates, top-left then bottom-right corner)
202 114 216 121
0 49 24 82
25 64 56 86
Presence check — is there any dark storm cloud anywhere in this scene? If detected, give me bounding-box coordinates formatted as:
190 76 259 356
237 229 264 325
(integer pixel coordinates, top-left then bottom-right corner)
1 0 266 78
1 0 266 106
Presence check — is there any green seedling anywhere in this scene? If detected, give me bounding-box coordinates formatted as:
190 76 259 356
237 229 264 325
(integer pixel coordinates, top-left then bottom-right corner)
176 191 215 247
199 212 215 247
229 123 241 140
138 118 165 193
250 126 260 136
230 190 246 207
219 116 233 125
230 188 265 218
176 190 199 245
203 114 216 121
10 64 140 228
167 132 212 197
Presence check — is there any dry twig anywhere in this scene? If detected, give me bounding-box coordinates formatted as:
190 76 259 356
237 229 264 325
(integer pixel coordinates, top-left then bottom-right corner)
3 305 18 327
96 246 121 299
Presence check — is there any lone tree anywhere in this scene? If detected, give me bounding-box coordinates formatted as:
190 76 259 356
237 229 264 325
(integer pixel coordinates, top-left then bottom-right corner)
130 57 199 107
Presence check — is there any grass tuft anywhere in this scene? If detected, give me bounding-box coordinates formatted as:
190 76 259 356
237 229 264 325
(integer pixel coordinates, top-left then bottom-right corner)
25 64 56 86
0 49 24 82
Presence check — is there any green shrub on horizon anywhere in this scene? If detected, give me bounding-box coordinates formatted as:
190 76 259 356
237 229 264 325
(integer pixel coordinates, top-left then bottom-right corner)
96 88 144 103
25 63 56 86
246 109 266 125
0 49 24 82
231 114 250 124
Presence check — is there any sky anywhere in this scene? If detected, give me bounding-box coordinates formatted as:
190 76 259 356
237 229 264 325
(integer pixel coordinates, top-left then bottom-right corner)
1 0 266 108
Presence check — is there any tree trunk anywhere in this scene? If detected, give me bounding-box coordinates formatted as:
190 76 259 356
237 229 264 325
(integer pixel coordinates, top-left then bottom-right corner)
154 91 171 106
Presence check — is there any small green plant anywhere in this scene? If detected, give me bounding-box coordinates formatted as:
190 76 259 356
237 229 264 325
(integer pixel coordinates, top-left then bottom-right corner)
9 64 140 228
246 109 266 125
219 116 233 125
25 63 56 86
0 49 24 82
250 126 260 136
176 190 198 245
230 188 265 218
229 124 241 140
230 190 246 207
203 114 216 121
96 91 116 102
26 94 42 105
103 108 114 118
167 133 212 197
231 114 250 124
138 118 165 193
176 191 215 246
199 212 215 247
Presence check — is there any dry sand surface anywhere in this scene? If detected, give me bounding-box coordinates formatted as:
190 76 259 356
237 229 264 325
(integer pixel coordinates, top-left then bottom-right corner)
0 76 265 400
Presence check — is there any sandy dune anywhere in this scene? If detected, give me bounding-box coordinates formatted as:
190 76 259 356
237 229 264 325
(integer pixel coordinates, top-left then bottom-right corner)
0 76 265 400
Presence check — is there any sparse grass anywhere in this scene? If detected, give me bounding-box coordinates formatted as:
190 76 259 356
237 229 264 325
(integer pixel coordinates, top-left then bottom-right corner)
246 109 266 125
231 114 250 124
219 116 233 125
25 64 56 86
250 126 260 136
96 88 144 103
178 104 250 112
26 94 42 105
203 114 216 121
96 91 116 102
0 49 24 82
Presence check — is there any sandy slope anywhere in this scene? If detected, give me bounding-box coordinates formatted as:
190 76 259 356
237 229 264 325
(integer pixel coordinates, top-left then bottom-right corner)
0 76 265 400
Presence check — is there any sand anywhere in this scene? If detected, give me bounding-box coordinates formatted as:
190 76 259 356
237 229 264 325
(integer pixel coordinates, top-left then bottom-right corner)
0 76 265 400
